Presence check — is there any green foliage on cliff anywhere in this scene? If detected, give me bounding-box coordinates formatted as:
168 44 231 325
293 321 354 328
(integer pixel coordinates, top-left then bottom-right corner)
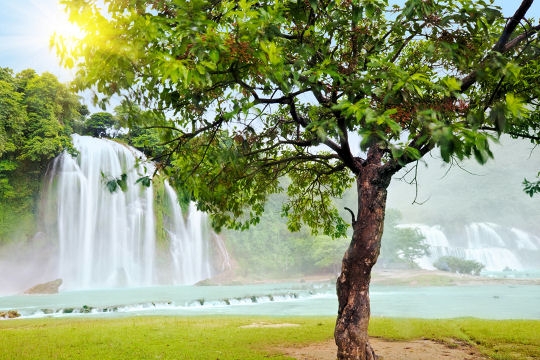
0 67 83 244
81 112 118 138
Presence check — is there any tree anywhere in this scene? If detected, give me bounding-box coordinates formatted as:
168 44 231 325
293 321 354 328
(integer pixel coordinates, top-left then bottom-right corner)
114 102 170 160
81 111 118 137
58 1 540 358
378 209 428 268
0 69 26 160
0 68 27 202
433 256 485 275
19 70 79 162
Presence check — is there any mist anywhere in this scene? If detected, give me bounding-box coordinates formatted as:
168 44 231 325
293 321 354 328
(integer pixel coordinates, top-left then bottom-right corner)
387 136 540 232
0 134 538 321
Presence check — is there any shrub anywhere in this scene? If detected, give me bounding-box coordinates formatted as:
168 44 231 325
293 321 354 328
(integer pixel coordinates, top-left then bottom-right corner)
433 256 485 275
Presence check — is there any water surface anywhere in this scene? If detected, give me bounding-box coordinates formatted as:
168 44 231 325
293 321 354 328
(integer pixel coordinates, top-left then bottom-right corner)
1 282 538 320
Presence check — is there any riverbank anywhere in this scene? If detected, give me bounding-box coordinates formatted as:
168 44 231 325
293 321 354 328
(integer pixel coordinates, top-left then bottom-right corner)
206 267 540 287
371 268 540 286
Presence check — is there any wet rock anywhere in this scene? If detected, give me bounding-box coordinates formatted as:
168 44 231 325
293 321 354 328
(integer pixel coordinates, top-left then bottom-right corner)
0 310 20 319
24 278 62 294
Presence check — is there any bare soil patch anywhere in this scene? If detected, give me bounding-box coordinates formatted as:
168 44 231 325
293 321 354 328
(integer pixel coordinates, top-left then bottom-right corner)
240 322 300 328
276 338 488 360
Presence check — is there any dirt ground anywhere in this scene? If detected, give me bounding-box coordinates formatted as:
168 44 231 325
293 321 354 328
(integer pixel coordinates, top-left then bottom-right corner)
278 338 488 360
245 322 488 360
226 269 536 359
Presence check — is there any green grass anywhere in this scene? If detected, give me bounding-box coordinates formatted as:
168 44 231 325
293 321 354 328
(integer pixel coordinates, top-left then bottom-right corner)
0 316 538 359
373 273 460 286
369 318 540 359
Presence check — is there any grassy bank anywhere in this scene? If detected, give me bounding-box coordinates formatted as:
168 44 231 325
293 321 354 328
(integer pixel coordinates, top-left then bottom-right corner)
0 316 538 359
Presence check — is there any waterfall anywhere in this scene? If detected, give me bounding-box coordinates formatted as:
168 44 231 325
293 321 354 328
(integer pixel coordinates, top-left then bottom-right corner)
164 185 213 284
43 135 217 290
400 223 540 271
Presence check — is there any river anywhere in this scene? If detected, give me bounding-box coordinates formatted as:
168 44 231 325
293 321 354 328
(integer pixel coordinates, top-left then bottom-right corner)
1 282 539 320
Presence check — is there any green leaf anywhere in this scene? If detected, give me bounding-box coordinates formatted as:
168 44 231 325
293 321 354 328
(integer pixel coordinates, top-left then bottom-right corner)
490 103 506 134
260 40 281 65
403 146 421 160
505 93 526 117
442 77 462 93
116 173 128 192
523 177 540 197
106 179 118 193
0 160 18 172
135 176 152 187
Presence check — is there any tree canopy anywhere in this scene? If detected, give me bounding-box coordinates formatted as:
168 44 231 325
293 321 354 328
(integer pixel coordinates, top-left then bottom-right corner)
58 0 540 234
79 111 121 137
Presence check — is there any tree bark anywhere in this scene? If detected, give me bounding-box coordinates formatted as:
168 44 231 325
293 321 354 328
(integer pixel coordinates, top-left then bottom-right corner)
334 155 393 360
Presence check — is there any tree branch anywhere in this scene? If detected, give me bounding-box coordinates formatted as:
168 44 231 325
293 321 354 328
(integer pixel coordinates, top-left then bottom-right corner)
480 125 540 142
461 0 538 92
344 207 356 225
494 0 534 51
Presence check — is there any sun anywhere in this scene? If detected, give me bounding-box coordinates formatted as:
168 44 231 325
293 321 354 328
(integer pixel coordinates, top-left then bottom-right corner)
36 1 85 56
0 0 84 79
9 1 81 51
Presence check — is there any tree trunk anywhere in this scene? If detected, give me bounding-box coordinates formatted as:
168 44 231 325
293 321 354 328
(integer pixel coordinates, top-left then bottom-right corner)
334 158 393 360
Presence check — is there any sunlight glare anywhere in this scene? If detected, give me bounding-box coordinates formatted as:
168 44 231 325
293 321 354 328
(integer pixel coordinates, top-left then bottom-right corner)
0 0 83 78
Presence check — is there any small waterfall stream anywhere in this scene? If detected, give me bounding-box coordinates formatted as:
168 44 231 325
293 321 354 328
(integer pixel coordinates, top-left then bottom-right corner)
43 135 216 290
401 223 540 271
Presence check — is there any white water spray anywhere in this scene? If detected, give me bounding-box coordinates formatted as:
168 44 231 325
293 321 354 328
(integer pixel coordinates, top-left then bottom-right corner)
403 223 540 271
43 135 216 290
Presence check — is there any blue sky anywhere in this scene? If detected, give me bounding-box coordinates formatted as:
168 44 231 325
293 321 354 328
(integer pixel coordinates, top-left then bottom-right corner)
0 0 539 82
0 0 78 80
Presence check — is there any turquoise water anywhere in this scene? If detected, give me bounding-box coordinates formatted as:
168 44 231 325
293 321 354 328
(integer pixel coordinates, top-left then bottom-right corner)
1 282 539 319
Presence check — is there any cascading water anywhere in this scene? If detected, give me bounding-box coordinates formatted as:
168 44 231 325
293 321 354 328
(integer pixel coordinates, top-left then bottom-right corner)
402 223 540 271
43 135 218 290
164 185 213 285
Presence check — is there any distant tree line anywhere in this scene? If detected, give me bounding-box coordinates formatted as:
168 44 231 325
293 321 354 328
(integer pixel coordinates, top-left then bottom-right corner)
224 189 429 278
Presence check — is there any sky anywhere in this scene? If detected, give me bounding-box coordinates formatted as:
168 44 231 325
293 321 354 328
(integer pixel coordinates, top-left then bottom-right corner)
0 0 81 81
0 0 538 83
